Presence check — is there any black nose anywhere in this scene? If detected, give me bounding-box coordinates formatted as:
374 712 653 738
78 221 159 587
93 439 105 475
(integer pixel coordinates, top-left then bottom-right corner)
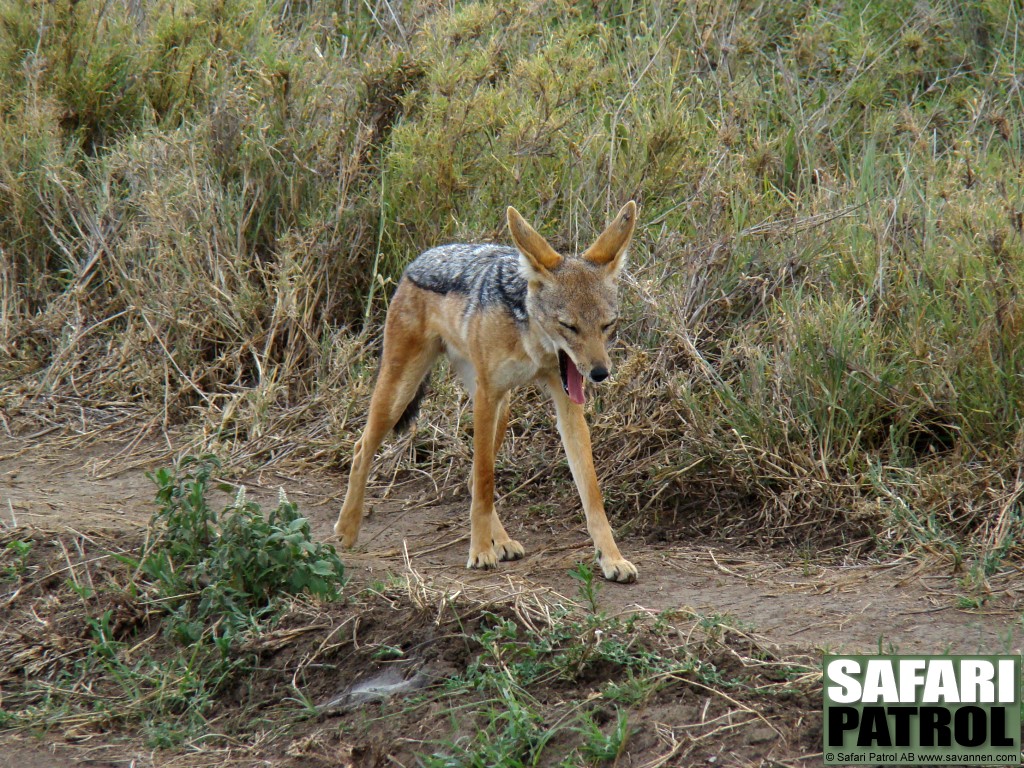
590 366 609 383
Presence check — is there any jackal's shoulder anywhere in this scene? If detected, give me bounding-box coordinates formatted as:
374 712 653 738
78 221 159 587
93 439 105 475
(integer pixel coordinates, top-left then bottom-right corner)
404 243 527 323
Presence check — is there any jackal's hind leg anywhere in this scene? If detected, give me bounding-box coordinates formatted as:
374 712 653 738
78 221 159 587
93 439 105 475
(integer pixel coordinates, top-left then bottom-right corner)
335 328 440 548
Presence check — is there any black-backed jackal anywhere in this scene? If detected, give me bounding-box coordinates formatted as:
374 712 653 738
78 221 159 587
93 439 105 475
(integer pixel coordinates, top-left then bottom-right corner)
335 202 639 582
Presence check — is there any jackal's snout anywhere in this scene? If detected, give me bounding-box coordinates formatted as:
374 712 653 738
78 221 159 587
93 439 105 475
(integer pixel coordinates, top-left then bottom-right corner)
578 337 613 385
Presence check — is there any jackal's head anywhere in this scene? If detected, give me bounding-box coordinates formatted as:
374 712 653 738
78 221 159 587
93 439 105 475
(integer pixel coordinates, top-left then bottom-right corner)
507 201 637 405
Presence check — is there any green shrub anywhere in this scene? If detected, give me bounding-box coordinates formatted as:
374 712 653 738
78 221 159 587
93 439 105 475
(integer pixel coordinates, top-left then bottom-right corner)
1 455 345 741
144 455 345 643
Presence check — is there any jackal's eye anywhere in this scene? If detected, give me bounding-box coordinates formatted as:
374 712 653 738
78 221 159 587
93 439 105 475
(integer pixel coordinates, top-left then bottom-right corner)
602 320 617 334
558 321 579 334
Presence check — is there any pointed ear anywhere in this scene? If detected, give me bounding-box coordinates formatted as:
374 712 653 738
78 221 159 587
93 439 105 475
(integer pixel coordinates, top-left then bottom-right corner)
583 200 637 277
507 206 562 278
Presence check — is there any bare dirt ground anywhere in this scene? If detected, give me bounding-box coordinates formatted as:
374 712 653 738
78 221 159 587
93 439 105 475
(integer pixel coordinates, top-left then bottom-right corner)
1 436 1021 767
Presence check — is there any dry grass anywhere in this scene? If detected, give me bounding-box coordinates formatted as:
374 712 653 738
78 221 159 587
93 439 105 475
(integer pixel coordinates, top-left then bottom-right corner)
0 0 1022 571
0 521 821 764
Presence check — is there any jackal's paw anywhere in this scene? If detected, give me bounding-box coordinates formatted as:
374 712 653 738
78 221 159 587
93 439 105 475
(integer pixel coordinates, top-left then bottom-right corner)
334 519 359 549
467 547 499 570
597 554 638 584
494 539 525 562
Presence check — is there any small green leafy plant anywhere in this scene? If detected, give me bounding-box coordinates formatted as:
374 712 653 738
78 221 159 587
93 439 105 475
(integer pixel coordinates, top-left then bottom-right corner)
569 561 601 614
7 455 346 744
140 455 345 645
3 539 33 579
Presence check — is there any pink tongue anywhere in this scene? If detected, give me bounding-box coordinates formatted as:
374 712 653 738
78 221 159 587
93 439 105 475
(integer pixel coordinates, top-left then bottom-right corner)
566 358 585 405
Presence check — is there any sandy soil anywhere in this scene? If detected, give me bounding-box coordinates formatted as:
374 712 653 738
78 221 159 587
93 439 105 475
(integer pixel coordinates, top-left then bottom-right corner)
3 439 1018 656
1 436 1021 767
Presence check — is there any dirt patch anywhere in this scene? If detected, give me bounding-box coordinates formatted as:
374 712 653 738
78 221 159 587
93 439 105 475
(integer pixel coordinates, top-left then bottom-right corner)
0 522 815 767
4 436 1017 655
1 435 1022 766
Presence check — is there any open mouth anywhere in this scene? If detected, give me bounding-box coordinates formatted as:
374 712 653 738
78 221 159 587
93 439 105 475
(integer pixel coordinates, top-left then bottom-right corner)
558 350 586 405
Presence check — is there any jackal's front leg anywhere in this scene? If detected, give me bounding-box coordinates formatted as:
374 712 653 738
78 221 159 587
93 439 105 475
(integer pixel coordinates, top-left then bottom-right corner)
489 393 526 562
465 392 525 564
546 377 637 583
467 388 500 569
